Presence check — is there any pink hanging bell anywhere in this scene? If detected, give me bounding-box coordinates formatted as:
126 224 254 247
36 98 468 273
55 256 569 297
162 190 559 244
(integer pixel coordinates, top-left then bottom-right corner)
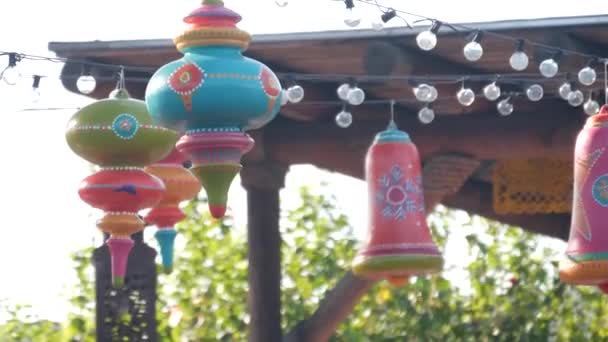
560 105 608 292
352 120 443 285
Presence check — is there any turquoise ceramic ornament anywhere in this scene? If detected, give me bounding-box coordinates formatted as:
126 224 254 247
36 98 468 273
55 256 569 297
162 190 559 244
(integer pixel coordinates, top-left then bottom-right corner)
146 0 283 218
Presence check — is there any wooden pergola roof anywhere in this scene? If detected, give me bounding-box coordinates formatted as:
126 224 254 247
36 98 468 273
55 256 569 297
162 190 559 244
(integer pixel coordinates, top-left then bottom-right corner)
49 15 608 240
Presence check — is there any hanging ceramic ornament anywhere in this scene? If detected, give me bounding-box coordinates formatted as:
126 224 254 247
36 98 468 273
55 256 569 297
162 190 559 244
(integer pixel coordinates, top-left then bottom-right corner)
560 105 608 292
66 84 178 288
144 148 202 273
352 107 443 286
146 0 283 219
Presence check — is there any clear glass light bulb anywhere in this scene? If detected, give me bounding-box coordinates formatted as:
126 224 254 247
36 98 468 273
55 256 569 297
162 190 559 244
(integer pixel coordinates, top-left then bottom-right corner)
463 42 483 62
76 75 96 94
344 8 361 27
428 86 438 102
2 66 20 85
497 99 514 116
526 84 544 102
558 82 572 100
335 110 353 128
280 89 289 106
347 87 365 106
539 58 559 78
509 51 529 71
287 85 305 103
568 90 584 107
457 88 476 106
275 0 288 7
578 66 597 86
371 20 384 31
584 99 600 116
337 83 351 101
416 30 437 51
414 84 435 102
418 107 435 124
483 82 501 101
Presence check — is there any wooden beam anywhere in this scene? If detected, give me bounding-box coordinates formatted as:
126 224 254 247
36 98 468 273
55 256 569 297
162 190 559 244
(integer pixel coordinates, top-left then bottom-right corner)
423 154 482 211
241 161 289 342
443 181 570 240
285 154 480 342
265 107 584 170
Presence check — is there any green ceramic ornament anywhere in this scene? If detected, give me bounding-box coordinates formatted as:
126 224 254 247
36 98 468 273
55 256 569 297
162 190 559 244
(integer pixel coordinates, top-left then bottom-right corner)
66 89 178 167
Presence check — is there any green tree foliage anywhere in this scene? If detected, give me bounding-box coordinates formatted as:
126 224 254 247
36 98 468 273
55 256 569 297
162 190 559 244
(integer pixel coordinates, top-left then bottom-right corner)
2 185 608 341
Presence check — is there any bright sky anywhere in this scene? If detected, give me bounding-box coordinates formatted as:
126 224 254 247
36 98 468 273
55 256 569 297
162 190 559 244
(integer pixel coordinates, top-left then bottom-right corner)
0 0 590 322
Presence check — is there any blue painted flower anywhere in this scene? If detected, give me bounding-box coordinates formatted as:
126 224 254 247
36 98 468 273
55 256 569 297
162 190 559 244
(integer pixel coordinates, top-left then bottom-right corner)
377 165 424 221
112 113 139 140
592 174 608 207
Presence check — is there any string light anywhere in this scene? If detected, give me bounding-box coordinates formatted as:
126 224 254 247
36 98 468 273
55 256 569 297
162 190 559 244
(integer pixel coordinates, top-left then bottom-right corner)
558 80 573 100
347 85 366 105
416 21 441 51
2 0 608 122
76 74 96 94
31 75 42 103
337 83 351 101
497 97 514 116
463 31 484 62
372 8 396 30
457 80 475 106
483 81 501 101
335 104 353 128
584 92 600 115
418 104 435 124
343 0 361 28
1 53 21 85
286 84 305 103
525 84 544 102
280 89 289 106
509 39 529 71
413 83 438 103
567 87 584 107
578 59 597 86
539 51 562 78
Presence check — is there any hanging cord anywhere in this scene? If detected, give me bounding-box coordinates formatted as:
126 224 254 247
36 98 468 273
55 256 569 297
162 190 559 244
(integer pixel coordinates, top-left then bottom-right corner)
387 99 397 129
116 66 126 90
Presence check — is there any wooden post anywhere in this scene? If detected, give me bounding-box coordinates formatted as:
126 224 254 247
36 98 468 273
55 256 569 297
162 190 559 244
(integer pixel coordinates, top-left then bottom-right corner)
241 161 288 342
93 231 158 341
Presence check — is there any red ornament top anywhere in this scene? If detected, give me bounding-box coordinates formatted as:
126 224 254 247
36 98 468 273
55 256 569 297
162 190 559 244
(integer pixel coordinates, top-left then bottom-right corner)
185 0 241 28
174 0 251 52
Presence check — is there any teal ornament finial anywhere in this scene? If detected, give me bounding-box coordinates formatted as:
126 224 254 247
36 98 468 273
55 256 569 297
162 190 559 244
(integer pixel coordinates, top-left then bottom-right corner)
155 229 178 273
374 101 410 143
387 119 398 131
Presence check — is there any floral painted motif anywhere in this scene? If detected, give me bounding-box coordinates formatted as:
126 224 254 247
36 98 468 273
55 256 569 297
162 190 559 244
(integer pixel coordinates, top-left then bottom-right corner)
376 165 424 221
572 149 604 241
111 114 139 140
169 63 205 95
259 66 281 98
168 63 205 112
592 174 608 207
